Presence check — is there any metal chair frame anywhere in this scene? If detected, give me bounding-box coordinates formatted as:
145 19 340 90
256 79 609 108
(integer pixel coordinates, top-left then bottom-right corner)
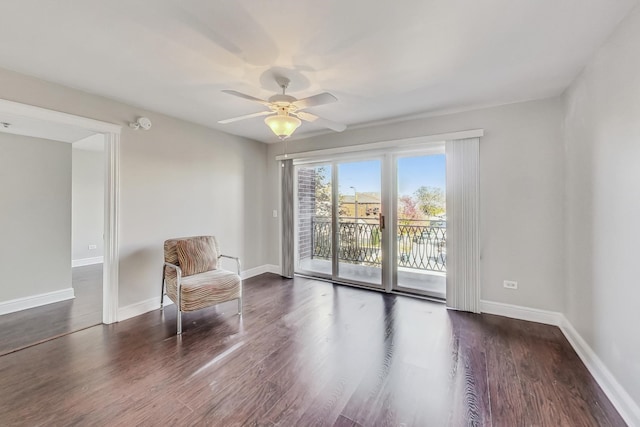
161 254 242 334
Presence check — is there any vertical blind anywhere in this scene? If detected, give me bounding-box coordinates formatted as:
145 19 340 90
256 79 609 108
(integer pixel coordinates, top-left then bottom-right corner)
281 159 294 278
445 137 480 312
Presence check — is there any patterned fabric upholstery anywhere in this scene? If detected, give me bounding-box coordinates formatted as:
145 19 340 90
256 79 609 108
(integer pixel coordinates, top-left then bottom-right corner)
164 236 220 266
163 236 241 313
176 236 218 276
165 269 241 312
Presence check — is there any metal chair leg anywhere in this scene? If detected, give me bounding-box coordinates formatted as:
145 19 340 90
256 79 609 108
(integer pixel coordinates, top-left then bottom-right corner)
177 310 182 335
160 265 166 308
238 297 243 316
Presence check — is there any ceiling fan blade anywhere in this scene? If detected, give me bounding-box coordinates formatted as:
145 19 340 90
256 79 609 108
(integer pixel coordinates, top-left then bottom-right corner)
296 111 346 132
222 90 271 106
218 110 273 124
292 92 338 109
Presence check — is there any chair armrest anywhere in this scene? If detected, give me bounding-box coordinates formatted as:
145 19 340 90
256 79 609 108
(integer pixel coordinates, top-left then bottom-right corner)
164 262 183 308
164 262 182 276
164 262 183 287
218 254 241 275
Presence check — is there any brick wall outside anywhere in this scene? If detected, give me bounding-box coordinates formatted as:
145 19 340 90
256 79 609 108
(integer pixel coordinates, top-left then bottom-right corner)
297 167 316 260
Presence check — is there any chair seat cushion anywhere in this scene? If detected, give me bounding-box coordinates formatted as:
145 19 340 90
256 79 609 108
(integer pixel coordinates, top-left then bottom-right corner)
170 269 241 312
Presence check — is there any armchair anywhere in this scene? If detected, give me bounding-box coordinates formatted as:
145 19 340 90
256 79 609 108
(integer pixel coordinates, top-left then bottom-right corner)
161 236 242 334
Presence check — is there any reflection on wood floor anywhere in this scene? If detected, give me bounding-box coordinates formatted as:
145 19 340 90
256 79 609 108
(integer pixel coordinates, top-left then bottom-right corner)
0 263 102 356
0 273 625 426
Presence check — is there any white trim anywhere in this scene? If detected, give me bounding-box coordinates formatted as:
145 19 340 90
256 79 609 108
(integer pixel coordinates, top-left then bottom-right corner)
0 99 122 134
275 129 484 161
560 318 640 427
102 131 120 324
0 98 121 325
265 264 281 275
480 300 640 426
480 300 563 326
240 264 281 279
0 288 75 316
118 297 168 322
72 256 104 267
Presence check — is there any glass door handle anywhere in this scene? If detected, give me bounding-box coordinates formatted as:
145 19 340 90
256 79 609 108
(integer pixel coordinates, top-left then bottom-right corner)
379 214 385 229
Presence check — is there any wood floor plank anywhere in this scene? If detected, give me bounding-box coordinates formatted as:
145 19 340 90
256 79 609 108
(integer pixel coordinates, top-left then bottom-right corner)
0 273 627 426
0 264 102 356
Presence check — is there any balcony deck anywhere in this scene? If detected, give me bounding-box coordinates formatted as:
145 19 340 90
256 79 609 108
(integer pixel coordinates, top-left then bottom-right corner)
300 218 446 298
298 258 445 298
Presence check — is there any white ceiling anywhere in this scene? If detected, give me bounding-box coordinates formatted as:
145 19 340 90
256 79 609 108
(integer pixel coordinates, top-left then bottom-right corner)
0 0 636 143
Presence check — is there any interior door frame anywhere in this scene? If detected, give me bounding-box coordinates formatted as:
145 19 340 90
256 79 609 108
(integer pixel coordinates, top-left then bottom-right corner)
0 99 121 324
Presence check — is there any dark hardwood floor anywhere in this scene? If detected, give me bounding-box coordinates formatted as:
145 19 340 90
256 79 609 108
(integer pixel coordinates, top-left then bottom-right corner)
0 273 625 426
0 263 102 356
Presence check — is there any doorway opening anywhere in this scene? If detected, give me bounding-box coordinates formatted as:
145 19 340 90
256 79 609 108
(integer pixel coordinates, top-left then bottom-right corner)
0 99 120 355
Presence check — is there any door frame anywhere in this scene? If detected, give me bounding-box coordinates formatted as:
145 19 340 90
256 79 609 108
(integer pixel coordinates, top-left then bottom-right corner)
0 99 121 324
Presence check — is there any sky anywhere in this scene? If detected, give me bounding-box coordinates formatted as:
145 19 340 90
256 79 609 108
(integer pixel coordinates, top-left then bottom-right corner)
336 154 446 196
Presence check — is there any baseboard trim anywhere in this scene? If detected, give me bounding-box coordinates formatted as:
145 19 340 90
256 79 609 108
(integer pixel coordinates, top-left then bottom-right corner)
559 316 640 427
265 264 281 275
118 297 174 322
481 299 640 426
0 288 75 316
480 300 563 326
241 264 281 279
72 256 104 267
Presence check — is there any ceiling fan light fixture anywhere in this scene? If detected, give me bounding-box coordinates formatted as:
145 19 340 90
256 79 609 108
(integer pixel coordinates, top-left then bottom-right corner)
264 114 301 140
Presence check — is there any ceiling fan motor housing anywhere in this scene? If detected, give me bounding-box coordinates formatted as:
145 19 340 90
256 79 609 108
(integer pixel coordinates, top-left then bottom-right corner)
268 94 297 105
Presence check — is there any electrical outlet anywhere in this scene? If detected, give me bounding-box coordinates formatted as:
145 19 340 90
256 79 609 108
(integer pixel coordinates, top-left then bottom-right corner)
272 210 278 218
503 280 518 289
88 244 97 250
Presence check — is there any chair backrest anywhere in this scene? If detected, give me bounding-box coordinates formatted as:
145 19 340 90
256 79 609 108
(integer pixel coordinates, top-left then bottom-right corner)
164 236 220 276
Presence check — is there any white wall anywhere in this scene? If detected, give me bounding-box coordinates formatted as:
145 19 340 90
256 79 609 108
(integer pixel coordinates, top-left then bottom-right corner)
72 141 104 262
267 97 565 312
563 5 640 407
0 133 71 301
0 67 268 308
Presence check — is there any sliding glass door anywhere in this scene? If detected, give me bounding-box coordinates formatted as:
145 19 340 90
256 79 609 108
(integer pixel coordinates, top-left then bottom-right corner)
392 153 446 299
294 149 446 298
335 159 383 287
295 158 384 288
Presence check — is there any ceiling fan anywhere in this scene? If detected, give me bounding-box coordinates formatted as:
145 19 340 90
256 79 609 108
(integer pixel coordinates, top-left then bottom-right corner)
218 76 346 140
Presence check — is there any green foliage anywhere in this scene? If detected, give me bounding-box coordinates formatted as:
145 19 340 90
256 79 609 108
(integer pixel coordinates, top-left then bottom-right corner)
414 186 445 217
314 166 347 217
371 228 381 246
314 166 332 217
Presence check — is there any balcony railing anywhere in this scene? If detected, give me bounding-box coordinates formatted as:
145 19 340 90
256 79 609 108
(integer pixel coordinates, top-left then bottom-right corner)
311 217 446 272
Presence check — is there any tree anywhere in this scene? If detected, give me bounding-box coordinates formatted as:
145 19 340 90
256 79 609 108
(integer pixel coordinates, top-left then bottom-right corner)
313 167 347 217
314 167 332 217
398 195 421 224
414 186 445 217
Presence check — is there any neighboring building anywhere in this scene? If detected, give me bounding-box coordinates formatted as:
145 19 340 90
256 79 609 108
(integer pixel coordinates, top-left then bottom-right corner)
341 193 381 219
